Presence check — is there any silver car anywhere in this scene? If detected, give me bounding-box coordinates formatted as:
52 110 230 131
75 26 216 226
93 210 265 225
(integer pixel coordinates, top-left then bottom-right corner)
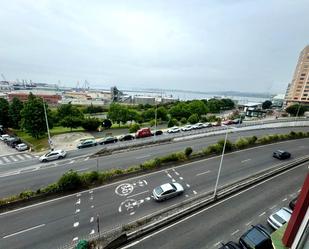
15 143 28 151
39 149 67 162
152 182 184 201
267 207 292 230
167 127 181 133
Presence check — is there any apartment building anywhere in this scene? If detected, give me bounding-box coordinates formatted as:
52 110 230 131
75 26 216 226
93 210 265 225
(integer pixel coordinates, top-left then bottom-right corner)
285 45 309 106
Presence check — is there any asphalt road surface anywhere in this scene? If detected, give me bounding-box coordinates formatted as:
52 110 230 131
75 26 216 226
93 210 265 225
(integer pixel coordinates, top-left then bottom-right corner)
121 163 307 249
0 126 308 197
0 139 308 249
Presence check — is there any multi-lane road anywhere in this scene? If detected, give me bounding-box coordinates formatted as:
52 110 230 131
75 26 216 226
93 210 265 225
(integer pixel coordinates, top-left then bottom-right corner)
0 138 308 249
0 126 308 197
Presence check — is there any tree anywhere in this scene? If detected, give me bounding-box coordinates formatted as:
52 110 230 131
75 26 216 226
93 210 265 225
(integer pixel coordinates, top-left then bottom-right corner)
262 100 272 109
129 123 140 133
108 103 128 126
82 117 101 131
142 108 155 122
285 104 307 116
57 103 83 121
188 113 199 124
188 100 207 117
0 98 9 128
167 118 178 127
102 119 112 129
60 116 83 131
20 93 49 139
180 117 187 124
207 99 223 113
169 102 190 120
9 97 23 129
157 106 168 121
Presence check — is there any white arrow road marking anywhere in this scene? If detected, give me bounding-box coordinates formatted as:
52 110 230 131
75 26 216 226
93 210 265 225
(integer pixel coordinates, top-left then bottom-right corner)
73 237 78 242
73 222 79 227
3 224 45 239
90 217 94 223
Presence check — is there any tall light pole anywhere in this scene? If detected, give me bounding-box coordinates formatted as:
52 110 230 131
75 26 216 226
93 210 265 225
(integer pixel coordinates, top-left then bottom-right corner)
154 104 157 140
43 99 53 150
213 128 228 200
295 102 302 120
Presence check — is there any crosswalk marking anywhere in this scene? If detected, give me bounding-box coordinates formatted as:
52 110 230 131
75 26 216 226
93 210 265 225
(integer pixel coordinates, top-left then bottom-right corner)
16 154 25 160
9 155 18 162
24 154 32 159
2 157 10 163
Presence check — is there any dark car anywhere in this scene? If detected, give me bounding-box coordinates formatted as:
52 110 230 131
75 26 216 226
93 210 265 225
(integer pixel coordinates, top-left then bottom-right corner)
273 150 291 160
289 196 298 210
7 138 22 148
239 224 273 249
119 134 135 141
77 139 97 149
99 136 118 145
152 130 163 136
218 241 242 249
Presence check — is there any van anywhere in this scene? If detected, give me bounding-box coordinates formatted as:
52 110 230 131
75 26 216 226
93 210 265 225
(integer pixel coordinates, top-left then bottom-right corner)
135 128 152 138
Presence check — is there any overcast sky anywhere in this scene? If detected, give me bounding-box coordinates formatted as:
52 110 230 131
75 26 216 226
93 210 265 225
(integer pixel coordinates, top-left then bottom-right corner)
0 0 308 93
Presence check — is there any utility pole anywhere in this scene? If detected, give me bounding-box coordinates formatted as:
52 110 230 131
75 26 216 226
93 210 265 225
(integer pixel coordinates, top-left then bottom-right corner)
213 129 228 200
43 99 53 150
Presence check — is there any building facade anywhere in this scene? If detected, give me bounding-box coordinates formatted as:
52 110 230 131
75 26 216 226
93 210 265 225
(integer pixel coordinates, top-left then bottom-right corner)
285 45 309 106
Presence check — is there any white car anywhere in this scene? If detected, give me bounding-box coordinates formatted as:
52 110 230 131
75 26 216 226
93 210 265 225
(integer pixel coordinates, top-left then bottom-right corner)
39 149 67 162
167 126 181 133
152 183 184 201
267 207 292 230
0 134 10 141
15 143 28 151
181 125 194 131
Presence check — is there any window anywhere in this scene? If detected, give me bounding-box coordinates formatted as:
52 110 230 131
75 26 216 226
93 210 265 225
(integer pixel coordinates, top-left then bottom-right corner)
301 73 306 76
300 78 305 80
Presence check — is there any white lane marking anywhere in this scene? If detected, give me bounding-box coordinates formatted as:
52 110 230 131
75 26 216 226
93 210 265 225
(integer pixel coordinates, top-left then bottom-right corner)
89 190 93 194
118 163 306 249
2 157 10 163
90 229 95 235
186 184 190 188
231 229 239 236
16 154 25 160
3 224 45 239
172 179 176 182
76 168 89 172
282 198 288 202
9 155 18 162
193 191 197 195
90 217 94 223
185 194 189 197
84 157 89 161
175 171 180 176
73 222 79 227
270 205 277 210
73 237 78 242
214 241 223 247
76 199 81 205
24 154 32 159
68 160 75 164
145 197 151 201
75 209 80 214
127 190 149 199
246 220 254 226
259 212 266 217
241 159 251 163
91 205 94 208
196 170 210 176
90 196 93 201
136 154 151 159
76 193 81 197
167 174 172 178
179 177 183 180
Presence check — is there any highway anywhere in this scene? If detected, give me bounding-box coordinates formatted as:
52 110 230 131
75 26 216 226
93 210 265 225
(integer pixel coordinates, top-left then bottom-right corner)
0 126 308 197
122 163 307 249
0 138 308 249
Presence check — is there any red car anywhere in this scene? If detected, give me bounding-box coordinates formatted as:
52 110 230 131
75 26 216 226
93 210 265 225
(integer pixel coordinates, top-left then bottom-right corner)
136 128 152 138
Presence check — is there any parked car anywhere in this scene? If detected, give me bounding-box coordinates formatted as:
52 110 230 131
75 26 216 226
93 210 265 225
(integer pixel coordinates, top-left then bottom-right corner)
99 136 118 145
232 119 242 124
7 137 22 148
5 136 18 145
239 224 273 249
77 139 97 149
39 149 67 162
273 150 291 160
181 125 194 131
15 143 28 151
289 196 298 210
152 130 163 136
222 120 234 125
119 134 135 141
152 182 184 201
267 207 292 230
218 241 242 249
0 134 10 141
211 122 221 126
136 127 152 138
167 126 181 133
192 123 205 129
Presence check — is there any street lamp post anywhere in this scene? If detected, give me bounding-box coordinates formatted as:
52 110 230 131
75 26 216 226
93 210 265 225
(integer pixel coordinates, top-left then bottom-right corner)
213 128 228 200
295 102 302 120
154 104 157 140
43 99 53 150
